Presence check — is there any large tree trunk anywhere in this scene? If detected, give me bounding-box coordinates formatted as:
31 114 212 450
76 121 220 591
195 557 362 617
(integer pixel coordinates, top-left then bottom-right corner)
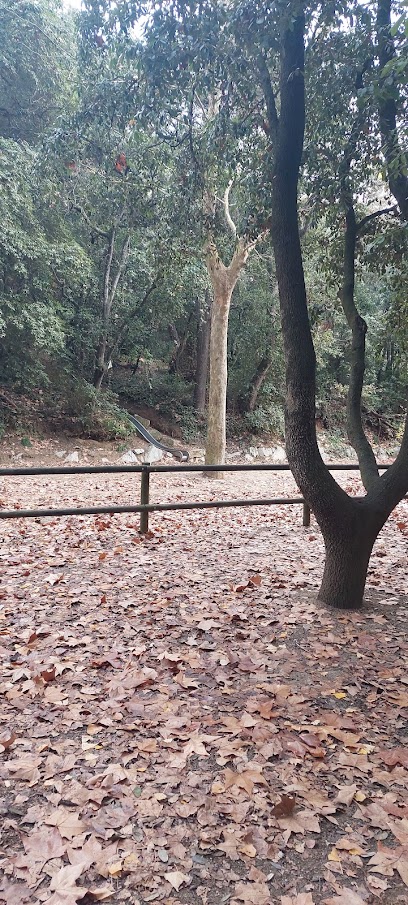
205 238 252 474
317 500 385 609
205 286 232 473
263 9 408 609
194 291 211 412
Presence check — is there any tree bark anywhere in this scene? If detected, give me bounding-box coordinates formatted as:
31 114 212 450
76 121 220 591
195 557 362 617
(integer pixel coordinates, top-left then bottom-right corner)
169 312 193 375
376 0 408 221
263 8 408 609
338 87 380 491
93 338 108 390
194 290 211 412
93 230 130 390
205 237 253 474
205 283 232 474
318 505 381 610
240 355 272 414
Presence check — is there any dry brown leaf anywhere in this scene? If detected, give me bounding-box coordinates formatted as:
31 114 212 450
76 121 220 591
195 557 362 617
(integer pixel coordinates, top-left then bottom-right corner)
48 861 88 904
368 846 408 885
233 880 272 904
164 871 190 891
86 888 114 901
224 767 268 795
334 784 358 806
281 894 315 905
0 731 17 750
22 826 66 863
45 808 86 840
324 890 367 905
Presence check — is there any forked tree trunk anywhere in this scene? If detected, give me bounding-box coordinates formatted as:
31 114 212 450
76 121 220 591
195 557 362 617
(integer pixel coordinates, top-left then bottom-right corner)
205 238 253 474
263 9 408 609
245 356 272 413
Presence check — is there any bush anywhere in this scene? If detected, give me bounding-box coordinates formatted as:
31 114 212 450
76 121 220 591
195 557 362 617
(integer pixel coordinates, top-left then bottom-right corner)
244 404 285 438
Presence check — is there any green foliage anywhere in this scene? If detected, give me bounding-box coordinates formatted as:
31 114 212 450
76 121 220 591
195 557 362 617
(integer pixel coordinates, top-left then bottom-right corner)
0 0 76 143
178 407 204 443
245 405 285 438
0 0 406 451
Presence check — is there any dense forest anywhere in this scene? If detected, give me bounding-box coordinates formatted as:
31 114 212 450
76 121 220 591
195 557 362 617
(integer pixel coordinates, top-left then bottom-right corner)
0 0 406 454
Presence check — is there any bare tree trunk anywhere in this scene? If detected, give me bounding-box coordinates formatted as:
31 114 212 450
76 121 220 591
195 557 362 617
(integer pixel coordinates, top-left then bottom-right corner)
169 312 193 375
205 285 232 474
318 504 381 610
93 229 130 391
93 338 108 390
241 355 272 413
263 9 408 610
194 291 211 412
205 237 253 474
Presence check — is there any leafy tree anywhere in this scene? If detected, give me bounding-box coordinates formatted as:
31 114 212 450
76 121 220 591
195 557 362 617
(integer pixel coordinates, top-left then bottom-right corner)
88 0 272 468
0 137 92 389
0 0 76 143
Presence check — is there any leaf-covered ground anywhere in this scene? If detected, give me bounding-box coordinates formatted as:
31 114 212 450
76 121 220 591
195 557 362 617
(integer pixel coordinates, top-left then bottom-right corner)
1 449 407 905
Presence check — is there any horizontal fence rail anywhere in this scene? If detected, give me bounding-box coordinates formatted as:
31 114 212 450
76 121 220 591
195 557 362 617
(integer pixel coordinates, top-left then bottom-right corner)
0 462 393 532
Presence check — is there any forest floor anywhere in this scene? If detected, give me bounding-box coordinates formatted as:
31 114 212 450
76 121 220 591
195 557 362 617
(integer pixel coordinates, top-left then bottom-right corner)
0 437 407 905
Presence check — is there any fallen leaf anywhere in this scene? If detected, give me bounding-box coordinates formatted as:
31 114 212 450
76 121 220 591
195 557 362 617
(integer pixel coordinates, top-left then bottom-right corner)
164 871 190 891
272 795 296 818
224 767 268 795
48 861 88 904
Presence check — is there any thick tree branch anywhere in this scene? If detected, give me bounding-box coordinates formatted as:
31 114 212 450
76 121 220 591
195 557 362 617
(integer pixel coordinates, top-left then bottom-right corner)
223 181 237 237
103 228 115 319
356 205 397 233
340 206 379 490
269 11 346 522
258 53 278 143
376 0 408 220
109 234 131 310
338 66 380 490
369 407 408 516
107 278 158 362
71 201 110 239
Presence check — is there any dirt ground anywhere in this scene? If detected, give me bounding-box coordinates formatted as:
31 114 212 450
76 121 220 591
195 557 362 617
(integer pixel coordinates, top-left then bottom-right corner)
0 437 407 905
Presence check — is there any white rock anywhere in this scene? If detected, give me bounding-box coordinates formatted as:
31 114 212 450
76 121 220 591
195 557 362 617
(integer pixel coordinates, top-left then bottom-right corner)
65 451 79 463
244 453 254 461
270 445 287 463
258 446 274 459
144 444 164 464
55 450 66 459
249 447 259 458
133 448 144 456
119 450 139 464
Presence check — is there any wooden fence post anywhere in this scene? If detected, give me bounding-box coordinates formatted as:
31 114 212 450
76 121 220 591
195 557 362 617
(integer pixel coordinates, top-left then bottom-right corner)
302 502 311 527
140 464 150 534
